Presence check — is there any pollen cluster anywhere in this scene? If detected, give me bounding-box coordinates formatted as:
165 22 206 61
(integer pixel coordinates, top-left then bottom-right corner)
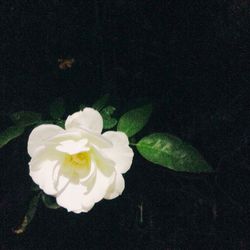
64 152 91 169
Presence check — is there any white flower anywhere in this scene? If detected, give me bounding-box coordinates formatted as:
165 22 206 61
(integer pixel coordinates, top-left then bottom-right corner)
28 108 134 213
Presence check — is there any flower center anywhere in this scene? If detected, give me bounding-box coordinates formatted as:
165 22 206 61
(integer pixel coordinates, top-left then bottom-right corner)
64 152 91 169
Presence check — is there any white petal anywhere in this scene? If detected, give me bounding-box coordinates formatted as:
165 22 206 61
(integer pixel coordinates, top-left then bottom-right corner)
28 125 64 157
49 130 83 143
102 131 134 174
56 139 89 154
103 131 129 146
56 181 94 213
29 150 61 195
65 108 103 134
54 168 70 192
76 158 96 181
29 148 63 171
55 160 98 213
51 128 112 149
105 172 125 200
81 149 116 203
59 157 96 185
82 129 112 148
85 168 115 203
91 145 115 176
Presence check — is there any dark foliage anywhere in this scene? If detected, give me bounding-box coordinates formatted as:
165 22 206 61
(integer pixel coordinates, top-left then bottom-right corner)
1 0 250 249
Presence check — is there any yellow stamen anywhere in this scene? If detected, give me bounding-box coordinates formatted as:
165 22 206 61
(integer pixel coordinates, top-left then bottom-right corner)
64 152 90 169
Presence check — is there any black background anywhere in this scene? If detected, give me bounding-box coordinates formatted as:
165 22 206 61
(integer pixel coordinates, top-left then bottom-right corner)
1 1 250 249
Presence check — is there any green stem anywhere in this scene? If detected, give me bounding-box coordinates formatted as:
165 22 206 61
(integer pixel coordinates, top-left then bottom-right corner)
13 192 42 234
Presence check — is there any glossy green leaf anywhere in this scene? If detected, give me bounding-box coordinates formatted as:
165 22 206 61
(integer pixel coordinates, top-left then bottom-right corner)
0 126 25 148
136 133 212 173
100 106 117 129
92 94 109 111
42 193 60 209
10 111 42 127
117 104 152 137
50 98 65 119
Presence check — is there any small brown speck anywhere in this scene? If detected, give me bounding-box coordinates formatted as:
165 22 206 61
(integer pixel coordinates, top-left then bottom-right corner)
58 58 75 70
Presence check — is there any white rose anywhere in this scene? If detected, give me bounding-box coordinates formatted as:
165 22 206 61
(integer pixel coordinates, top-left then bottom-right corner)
28 108 134 213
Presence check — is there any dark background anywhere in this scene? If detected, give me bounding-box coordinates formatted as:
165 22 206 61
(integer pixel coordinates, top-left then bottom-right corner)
1 1 250 249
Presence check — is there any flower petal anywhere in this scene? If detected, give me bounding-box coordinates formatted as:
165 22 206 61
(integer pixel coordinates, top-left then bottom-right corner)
91 145 115 176
29 150 61 195
65 108 103 134
28 125 64 157
49 130 83 143
51 128 112 149
102 131 134 174
53 166 70 192
82 130 112 148
81 149 116 203
86 168 115 203
103 131 130 145
56 181 94 213
105 172 125 200
56 139 89 154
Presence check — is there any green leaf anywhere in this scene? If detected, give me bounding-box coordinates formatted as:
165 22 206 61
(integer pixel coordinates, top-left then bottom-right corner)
100 106 117 129
103 118 117 129
13 192 41 234
136 133 212 173
117 104 152 137
42 193 60 209
79 104 86 110
55 119 65 129
92 94 110 111
31 183 40 192
50 98 65 120
0 126 25 148
10 111 42 127
102 106 115 115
